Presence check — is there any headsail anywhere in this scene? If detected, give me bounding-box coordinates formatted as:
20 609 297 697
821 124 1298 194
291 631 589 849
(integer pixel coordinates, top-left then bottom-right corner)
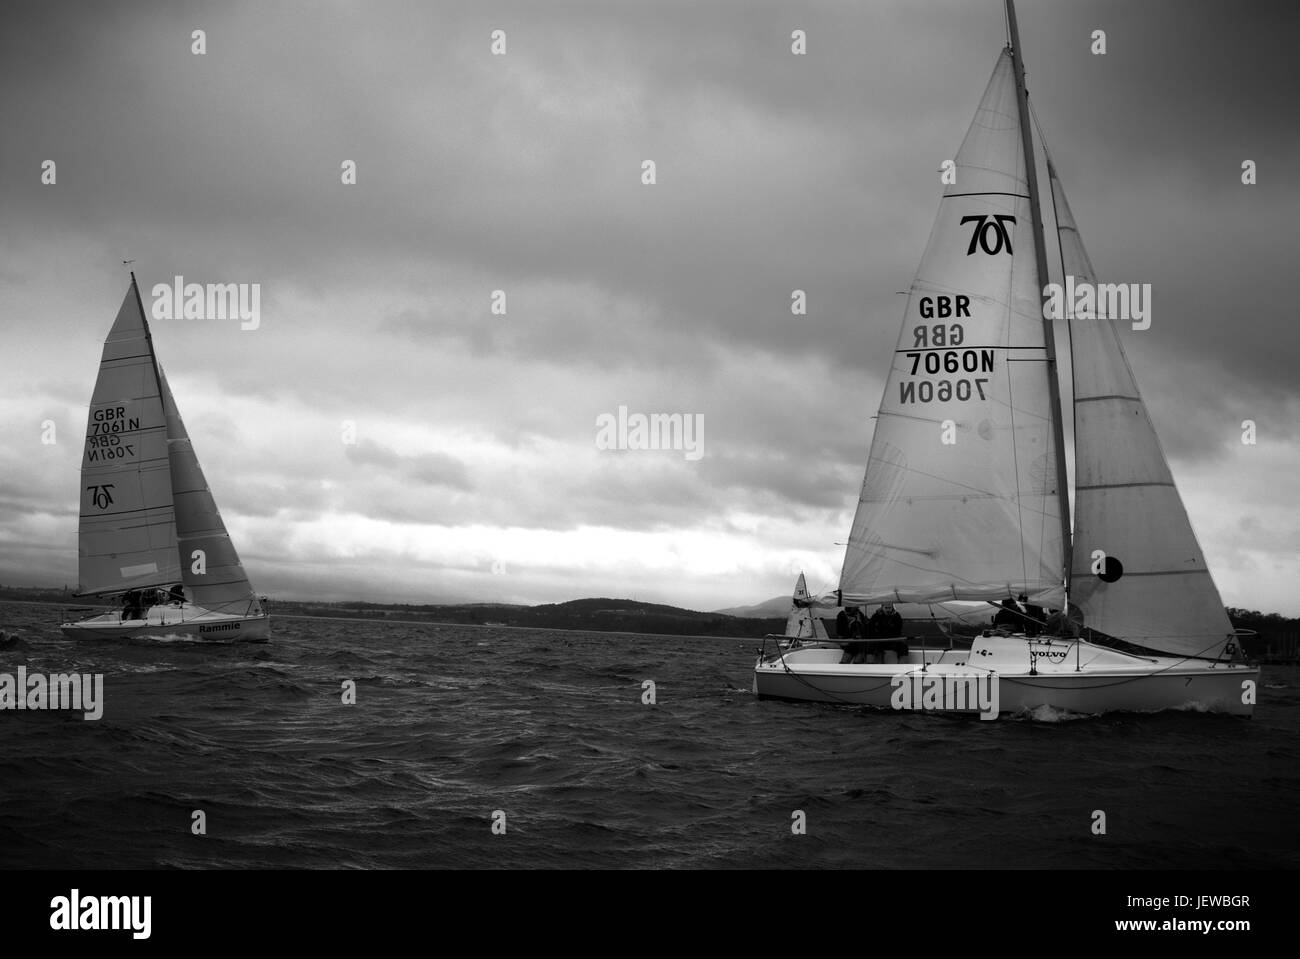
160 369 261 616
785 572 829 640
76 284 180 595
838 50 1064 607
1052 162 1234 659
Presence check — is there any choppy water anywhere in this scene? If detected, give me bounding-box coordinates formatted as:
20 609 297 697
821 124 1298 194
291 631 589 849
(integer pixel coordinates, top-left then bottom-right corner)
2 601 1297 869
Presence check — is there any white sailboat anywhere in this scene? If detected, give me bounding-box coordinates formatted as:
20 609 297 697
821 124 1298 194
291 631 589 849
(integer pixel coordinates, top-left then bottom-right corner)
754 1 1257 717
60 274 270 642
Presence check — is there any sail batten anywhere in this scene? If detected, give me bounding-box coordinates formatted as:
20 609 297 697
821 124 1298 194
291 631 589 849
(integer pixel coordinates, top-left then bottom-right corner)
1052 163 1235 658
837 50 1064 608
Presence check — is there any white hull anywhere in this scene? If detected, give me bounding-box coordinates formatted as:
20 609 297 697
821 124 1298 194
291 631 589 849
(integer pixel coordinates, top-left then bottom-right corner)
754 634 1257 718
60 604 270 643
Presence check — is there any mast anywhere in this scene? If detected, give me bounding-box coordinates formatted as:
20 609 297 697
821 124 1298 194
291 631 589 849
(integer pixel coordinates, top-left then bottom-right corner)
1043 146 1079 595
130 271 169 403
131 269 174 599
1005 0 1072 595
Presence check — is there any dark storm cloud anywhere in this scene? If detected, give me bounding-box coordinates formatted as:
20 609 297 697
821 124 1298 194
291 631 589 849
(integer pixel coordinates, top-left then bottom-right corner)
2 0 1296 610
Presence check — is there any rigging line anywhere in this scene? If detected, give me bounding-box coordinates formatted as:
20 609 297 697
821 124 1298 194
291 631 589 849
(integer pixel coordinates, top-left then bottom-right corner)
1007 4 1071 601
1022 106 1061 586
1011 644 1240 688
1014 58 1063 598
1009 67 1035 596
1006 250 1030 596
1034 99 1077 597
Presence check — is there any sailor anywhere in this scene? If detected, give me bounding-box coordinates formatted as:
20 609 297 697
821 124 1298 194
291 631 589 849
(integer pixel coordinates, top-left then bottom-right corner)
992 597 1022 630
870 603 903 638
843 608 871 663
840 608 875 663
876 603 908 662
1019 593 1044 637
881 603 907 661
836 607 851 639
169 584 185 605
839 607 859 662
1044 607 1079 638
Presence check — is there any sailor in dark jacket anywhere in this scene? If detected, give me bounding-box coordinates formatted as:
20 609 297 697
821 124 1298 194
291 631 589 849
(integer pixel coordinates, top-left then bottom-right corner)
1019 593 1044 637
836 608 851 638
869 603 903 638
992 597 1022 630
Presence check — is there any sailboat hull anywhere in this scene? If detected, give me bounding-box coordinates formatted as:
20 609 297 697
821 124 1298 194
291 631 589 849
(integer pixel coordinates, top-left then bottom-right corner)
60 604 270 643
753 635 1258 718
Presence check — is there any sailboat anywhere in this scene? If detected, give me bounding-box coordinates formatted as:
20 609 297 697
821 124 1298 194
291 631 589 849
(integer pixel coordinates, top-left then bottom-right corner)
60 274 270 642
754 1 1257 717
778 572 831 646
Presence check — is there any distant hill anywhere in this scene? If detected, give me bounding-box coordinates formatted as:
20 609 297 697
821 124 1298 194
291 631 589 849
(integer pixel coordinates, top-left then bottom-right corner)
713 596 790 619
258 595 787 638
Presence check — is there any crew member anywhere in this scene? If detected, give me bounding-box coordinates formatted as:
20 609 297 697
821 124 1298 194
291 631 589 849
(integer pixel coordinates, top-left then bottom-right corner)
1019 593 1044 637
992 597 1022 630
870 603 903 638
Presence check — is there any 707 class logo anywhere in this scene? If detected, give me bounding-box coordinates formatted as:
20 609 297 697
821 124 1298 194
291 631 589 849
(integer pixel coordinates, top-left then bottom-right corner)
87 484 115 509
961 214 1016 255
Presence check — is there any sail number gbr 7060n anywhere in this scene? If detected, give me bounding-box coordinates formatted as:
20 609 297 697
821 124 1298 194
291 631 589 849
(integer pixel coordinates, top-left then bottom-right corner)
898 298 993 404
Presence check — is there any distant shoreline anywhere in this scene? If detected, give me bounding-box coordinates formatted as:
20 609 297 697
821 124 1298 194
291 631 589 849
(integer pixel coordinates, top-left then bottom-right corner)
0 593 787 641
1 600 768 643
268 612 762 642
5 588 1297 658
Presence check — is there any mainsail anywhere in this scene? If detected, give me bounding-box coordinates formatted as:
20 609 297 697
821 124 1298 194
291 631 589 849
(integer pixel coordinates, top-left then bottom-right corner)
1052 161 1235 659
838 50 1064 607
160 369 260 616
76 285 180 595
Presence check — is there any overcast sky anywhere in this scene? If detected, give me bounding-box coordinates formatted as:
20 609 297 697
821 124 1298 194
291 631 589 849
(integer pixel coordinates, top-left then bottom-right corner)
2 0 1297 614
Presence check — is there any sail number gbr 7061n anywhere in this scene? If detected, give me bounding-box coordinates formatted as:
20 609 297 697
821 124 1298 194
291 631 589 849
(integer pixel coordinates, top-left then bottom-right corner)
897 296 993 404
85 405 139 462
